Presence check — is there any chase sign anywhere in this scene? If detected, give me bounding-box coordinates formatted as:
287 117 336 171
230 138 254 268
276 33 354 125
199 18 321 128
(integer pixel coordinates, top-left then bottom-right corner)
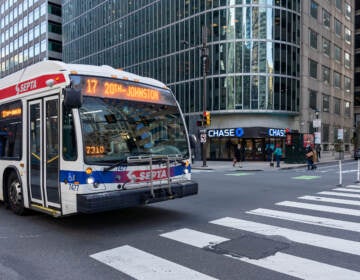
207 128 244 138
268 128 286 137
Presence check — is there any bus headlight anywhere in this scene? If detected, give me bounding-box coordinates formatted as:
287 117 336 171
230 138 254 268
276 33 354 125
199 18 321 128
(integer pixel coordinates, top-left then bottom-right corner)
87 176 95 184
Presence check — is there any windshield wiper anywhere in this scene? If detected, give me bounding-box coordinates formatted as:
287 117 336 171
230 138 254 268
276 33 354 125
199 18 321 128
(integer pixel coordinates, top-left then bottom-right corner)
103 158 128 172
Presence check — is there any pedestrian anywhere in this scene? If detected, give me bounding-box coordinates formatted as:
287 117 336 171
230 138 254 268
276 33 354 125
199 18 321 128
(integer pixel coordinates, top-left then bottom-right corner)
273 144 282 168
316 144 321 160
265 144 273 162
305 145 316 170
233 144 241 167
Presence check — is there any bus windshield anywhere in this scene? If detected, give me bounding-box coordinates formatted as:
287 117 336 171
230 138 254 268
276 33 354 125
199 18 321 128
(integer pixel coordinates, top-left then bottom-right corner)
79 96 189 164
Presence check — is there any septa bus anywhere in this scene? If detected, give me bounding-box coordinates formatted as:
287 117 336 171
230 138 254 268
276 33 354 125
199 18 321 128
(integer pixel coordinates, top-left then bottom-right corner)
0 61 198 217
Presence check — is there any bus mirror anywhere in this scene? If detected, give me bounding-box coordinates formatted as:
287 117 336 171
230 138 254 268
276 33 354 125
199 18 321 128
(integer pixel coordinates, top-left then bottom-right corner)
189 134 197 148
63 88 83 108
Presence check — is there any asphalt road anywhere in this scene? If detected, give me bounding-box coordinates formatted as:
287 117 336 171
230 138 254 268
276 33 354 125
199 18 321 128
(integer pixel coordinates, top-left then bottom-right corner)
1 161 360 279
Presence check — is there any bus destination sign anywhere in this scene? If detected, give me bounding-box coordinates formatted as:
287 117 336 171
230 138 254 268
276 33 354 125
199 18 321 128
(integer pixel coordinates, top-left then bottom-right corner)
77 76 175 105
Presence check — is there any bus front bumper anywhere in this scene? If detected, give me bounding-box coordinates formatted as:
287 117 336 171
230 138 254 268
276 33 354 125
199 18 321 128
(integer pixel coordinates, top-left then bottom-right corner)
76 181 198 213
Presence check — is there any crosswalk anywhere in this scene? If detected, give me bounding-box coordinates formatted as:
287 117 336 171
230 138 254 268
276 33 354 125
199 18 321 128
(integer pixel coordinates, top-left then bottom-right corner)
90 184 360 279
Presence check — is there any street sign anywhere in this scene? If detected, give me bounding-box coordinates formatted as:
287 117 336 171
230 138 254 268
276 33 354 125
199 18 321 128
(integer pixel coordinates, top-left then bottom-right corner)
200 133 207 143
314 132 321 144
313 119 321 128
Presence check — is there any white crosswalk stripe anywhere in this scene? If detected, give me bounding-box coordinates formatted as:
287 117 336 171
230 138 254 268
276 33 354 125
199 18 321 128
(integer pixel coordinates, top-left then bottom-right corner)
333 187 360 193
276 200 360 216
247 208 360 232
299 195 360 206
90 245 218 280
210 217 360 256
318 191 360 199
235 252 360 280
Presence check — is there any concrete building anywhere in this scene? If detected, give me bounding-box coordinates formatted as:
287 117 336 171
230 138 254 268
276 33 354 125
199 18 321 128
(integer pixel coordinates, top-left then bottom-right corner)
61 0 354 161
0 0 62 78
354 1 360 146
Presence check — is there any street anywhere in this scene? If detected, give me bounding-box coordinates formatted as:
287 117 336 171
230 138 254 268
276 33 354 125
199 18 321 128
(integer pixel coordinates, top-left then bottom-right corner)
1 161 360 279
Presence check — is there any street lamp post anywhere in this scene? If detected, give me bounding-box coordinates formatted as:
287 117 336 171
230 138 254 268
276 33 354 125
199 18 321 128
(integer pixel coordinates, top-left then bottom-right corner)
201 26 209 167
181 26 209 167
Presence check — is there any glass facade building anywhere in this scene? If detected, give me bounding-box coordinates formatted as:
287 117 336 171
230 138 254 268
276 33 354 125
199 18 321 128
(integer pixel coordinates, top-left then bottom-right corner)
62 0 353 160
0 0 62 78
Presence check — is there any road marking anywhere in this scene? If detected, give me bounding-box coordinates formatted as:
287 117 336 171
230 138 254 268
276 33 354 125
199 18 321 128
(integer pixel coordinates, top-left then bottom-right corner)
345 185 360 189
276 201 360 216
333 187 360 193
247 208 360 233
318 191 360 199
299 195 360 206
234 252 360 280
292 175 321 180
90 245 218 280
160 228 229 248
210 217 360 256
161 221 360 279
225 172 252 176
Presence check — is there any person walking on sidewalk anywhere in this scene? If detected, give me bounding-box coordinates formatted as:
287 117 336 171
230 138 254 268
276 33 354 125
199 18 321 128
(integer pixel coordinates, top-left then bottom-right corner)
233 144 241 167
273 144 282 168
316 144 321 160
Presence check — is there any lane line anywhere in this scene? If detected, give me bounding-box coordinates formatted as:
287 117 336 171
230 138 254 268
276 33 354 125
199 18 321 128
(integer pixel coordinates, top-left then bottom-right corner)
247 208 360 232
90 245 218 280
345 185 360 189
318 191 360 199
299 195 360 206
235 252 360 280
333 188 360 193
210 217 360 256
276 201 360 216
160 228 229 248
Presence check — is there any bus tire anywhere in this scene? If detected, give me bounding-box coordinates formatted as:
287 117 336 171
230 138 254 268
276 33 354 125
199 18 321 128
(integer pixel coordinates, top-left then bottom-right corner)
7 172 26 215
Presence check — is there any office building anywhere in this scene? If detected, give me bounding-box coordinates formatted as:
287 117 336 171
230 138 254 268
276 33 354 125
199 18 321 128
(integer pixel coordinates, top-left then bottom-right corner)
0 0 62 78
62 1 354 161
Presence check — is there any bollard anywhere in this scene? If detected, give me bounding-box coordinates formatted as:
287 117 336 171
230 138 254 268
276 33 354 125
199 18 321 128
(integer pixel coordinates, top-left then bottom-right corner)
356 159 360 184
337 160 342 187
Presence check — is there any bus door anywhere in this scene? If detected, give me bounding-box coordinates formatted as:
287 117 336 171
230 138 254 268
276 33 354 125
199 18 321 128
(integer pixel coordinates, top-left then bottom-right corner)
28 97 60 209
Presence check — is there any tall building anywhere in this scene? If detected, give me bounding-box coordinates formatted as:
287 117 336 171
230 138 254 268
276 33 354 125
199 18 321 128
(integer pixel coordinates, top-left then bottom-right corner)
62 0 354 161
0 0 62 78
355 1 360 145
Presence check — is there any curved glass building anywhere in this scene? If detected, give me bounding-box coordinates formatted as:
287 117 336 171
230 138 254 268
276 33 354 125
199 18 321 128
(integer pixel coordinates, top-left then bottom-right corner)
62 0 353 161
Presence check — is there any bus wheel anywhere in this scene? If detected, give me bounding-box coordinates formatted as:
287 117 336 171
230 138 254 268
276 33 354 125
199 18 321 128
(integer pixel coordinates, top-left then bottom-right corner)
7 173 25 215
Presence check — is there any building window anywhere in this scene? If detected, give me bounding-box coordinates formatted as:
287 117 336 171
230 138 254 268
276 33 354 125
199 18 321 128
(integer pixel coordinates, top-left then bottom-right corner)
309 29 318 49
309 90 317 110
322 124 329 143
335 0 342 11
333 72 341 88
309 59 318 79
322 65 330 84
310 1 318 19
345 28 351 44
322 37 330 56
334 45 341 62
334 98 341 115
334 18 342 37
344 52 351 68
344 101 350 117
344 76 351 93
322 94 330 112
345 3 352 20
323 9 330 28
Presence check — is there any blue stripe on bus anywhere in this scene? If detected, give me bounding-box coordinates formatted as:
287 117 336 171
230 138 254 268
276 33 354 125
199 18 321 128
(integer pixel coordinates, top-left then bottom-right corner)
59 165 188 184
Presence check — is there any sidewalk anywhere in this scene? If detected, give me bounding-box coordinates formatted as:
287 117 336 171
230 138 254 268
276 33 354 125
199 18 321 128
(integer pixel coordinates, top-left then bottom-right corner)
191 151 353 171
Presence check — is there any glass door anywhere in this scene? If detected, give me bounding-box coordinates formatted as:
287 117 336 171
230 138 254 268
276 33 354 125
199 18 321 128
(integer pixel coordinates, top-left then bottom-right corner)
28 97 60 208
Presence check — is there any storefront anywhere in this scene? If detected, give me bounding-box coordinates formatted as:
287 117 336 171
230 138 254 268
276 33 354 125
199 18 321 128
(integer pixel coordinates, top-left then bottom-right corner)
206 127 288 161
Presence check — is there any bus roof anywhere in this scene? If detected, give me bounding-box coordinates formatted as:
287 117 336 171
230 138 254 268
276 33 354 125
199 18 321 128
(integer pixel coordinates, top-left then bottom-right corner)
0 61 168 101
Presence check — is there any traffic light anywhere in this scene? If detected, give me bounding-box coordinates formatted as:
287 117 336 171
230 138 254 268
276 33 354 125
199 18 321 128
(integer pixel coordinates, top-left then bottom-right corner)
203 111 211 126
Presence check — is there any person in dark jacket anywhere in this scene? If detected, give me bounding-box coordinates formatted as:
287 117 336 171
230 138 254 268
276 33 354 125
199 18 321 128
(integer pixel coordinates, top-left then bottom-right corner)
305 145 316 170
233 144 241 167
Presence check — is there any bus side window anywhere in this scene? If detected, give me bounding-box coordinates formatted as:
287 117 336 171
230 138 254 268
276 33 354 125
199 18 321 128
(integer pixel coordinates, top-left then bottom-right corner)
63 106 77 161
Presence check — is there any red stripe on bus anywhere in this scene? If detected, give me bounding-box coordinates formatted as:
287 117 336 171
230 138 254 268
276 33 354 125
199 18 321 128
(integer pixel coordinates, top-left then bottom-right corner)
0 74 66 100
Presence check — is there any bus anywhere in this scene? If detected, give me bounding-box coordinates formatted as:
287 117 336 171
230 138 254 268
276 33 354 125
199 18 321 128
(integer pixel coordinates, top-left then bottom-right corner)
0 61 198 217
